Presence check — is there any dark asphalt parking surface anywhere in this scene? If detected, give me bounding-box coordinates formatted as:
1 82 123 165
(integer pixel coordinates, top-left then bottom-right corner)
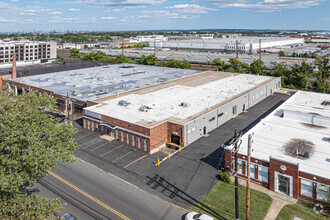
73 92 291 213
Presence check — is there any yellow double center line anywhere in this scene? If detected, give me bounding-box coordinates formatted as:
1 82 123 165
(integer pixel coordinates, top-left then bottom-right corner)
48 171 130 220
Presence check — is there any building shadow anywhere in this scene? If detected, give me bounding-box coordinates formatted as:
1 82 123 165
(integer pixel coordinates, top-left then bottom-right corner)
146 174 227 220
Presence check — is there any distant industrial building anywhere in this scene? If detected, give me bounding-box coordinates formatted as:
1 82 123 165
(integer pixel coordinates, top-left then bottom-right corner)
0 40 57 66
224 91 330 203
83 71 280 153
150 37 304 53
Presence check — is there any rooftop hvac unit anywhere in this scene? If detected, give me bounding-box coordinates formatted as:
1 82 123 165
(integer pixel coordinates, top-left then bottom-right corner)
180 102 190 107
118 100 131 107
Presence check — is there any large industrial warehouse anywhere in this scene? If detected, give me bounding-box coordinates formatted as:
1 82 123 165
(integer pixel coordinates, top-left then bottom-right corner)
150 37 304 53
5 63 199 113
224 91 330 203
83 71 281 153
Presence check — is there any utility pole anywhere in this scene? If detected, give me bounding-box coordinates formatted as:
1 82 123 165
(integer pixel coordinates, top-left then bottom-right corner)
259 39 262 60
122 37 124 56
236 40 238 59
153 36 156 56
246 134 252 220
233 129 242 220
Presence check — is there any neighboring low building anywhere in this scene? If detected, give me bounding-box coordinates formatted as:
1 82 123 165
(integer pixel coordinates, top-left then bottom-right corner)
83 71 280 153
0 40 57 65
224 91 330 203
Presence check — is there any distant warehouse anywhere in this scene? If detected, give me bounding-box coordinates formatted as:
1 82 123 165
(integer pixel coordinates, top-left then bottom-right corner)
84 71 281 153
224 91 330 203
150 37 304 53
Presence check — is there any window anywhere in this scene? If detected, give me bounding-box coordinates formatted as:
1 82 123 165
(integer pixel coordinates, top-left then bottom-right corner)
209 117 215 122
317 183 329 202
301 179 313 198
249 163 256 179
232 105 237 115
132 135 136 147
234 159 243 174
145 139 148 152
121 131 125 142
127 133 130 145
218 112 224 117
258 166 269 183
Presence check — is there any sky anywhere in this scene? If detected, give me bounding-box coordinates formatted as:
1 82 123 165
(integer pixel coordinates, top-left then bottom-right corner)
0 0 329 32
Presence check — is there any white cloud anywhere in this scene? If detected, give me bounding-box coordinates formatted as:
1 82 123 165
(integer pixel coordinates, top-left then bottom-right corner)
48 11 62 15
106 5 146 12
72 0 166 7
100 16 116 20
69 8 81 11
0 17 8 22
20 12 35 16
200 0 325 11
49 16 80 23
167 4 218 14
11 0 19 2
141 10 199 19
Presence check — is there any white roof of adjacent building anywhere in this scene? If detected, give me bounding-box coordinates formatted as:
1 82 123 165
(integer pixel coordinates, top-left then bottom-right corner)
86 73 274 127
10 63 199 101
233 91 330 180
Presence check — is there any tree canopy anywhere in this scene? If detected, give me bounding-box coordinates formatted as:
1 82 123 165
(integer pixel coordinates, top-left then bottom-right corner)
0 89 79 219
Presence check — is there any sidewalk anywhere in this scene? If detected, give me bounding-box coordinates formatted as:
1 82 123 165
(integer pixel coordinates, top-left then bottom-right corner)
237 178 297 220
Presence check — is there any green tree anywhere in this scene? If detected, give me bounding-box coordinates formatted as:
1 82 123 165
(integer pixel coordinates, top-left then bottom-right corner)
249 60 267 75
279 51 285 57
138 55 158 65
213 58 226 71
116 54 127 63
168 59 183 68
0 89 78 219
226 58 248 73
69 48 81 59
182 62 192 69
314 57 330 93
83 51 108 62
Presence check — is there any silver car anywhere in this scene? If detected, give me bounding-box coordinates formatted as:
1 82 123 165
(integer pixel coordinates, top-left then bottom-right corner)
185 211 215 220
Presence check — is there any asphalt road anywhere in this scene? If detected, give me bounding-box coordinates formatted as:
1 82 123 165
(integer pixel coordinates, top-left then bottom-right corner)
36 158 185 220
73 92 292 216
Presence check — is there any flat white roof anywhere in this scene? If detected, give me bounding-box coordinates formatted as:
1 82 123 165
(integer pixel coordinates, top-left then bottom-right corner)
233 91 330 180
10 64 199 101
86 73 273 127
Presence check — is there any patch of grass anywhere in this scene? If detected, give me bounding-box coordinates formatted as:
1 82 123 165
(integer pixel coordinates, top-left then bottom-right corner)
276 204 328 220
191 181 272 220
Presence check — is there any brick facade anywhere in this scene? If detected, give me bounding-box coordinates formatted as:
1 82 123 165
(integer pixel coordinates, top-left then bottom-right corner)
224 148 330 203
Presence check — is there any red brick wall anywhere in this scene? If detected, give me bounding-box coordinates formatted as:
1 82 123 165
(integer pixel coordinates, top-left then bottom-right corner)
101 114 150 136
269 158 299 198
167 122 184 147
150 122 167 150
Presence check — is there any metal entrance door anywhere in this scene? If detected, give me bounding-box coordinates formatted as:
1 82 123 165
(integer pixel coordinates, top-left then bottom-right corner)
171 134 181 146
278 174 290 196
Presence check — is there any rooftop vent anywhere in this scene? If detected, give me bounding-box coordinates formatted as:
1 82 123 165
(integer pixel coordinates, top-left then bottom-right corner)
283 138 314 160
120 65 134 69
118 100 131 107
321 100 330 107
180 102 190 107
139 105 152 112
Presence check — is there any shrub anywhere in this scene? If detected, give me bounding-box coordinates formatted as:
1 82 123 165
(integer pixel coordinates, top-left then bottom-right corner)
220 172 231 183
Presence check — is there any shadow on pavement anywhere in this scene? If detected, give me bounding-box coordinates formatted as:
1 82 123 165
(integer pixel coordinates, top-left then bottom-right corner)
146 174 227 220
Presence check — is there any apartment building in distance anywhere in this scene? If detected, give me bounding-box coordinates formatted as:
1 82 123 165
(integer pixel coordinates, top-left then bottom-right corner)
0 40 57 65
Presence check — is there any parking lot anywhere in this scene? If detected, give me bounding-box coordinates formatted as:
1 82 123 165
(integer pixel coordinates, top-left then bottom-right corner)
73 92 292 211
73 125 166 174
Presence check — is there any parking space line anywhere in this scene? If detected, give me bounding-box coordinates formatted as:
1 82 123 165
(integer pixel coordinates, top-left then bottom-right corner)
75 133 93 141
112 151 133 163
48 171 130 220
101 145 123 157
80 137 100 146
90 141 110 151
123 155 148 168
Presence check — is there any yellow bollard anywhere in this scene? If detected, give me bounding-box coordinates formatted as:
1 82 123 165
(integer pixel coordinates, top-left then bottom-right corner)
179 145 181 152
281 90 283 94
288 92 290 96
158 158 160 166
168 152 171 159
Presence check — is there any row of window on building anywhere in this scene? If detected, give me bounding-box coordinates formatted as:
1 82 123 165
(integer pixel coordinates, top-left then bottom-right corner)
84 118 149 152
235 158 329 202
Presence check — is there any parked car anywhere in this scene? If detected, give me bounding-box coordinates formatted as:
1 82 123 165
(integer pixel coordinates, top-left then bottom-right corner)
185 211 214 220
60 213 77 220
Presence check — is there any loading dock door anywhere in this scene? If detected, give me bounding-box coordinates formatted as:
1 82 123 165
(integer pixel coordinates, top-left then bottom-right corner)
171 134 181 146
